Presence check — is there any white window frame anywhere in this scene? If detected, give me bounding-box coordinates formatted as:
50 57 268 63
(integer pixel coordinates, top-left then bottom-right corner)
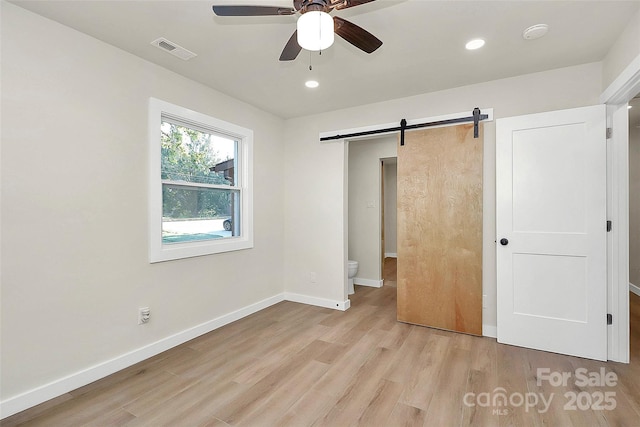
148 98 253 262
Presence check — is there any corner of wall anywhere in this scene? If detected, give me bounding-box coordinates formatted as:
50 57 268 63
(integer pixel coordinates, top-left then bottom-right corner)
602 7 640 90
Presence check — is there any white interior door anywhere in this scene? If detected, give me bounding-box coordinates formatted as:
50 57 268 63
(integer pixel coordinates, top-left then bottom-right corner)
496 105 607 361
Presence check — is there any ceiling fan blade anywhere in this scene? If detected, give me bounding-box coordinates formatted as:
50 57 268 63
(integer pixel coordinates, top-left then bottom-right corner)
333 16 382 54
331 0 376 11
212 5 296 16
280 30 302 61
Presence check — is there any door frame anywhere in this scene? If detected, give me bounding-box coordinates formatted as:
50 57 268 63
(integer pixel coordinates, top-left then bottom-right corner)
600 53 640 362
380 159 385 280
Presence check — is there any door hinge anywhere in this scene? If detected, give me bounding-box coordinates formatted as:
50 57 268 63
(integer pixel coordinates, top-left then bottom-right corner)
606 127 613 139
607 313 613 325
607 220 612 232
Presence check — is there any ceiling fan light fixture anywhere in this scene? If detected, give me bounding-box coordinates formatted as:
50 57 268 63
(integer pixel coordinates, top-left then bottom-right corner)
297 11 334 51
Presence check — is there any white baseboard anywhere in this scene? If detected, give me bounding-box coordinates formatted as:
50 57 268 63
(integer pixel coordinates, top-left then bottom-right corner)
354 277 384 288
631 282 640 297
483 324 497 338
284 292 350 311
384 253 397 258
0 290 351 419
0 293 285 419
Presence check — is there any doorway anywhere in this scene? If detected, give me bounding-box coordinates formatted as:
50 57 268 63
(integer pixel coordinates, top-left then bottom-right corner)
347 136 397 299
381 158 397 287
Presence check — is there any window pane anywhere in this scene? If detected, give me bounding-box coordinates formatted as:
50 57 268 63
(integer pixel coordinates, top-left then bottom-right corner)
162 184 240 244
161 121 237 186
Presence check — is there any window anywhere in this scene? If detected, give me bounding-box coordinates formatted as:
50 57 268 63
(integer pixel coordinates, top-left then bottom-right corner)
149 98 253 262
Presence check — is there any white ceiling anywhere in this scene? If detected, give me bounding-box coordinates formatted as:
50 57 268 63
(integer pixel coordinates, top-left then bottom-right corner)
10 0 640 119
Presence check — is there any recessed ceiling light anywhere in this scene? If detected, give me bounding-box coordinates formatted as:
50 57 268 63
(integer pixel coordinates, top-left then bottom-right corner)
305 80 319 88
522 24 549 40
465 39 485 50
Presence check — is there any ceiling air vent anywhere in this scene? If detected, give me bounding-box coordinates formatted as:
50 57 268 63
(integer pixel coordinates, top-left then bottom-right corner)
150 37 197 61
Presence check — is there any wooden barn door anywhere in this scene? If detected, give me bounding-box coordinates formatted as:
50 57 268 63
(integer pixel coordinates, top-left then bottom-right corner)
397 123 483 335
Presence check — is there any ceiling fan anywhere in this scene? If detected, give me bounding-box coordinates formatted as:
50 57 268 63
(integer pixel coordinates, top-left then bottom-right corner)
212 0 383 61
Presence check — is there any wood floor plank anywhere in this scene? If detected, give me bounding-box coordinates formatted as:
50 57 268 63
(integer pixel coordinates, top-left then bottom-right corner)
232 324 330 385
384 326 432 384
165 346 258 383
310 329 386 398
421 347 472 426
124 380 248 426
385 402 428 426
313 340 348 365
356 379 405 426
398 333 450 410
215 339 331 425
496 344 536 427
522 349 587 427
379 321 413 350
274 390 336 427
318 304 378 344
16 368 178 426
460 337 499 427
121 372 196 417
460 369 499 427
236 360 329 427
82 408 137 427
312 346 396 426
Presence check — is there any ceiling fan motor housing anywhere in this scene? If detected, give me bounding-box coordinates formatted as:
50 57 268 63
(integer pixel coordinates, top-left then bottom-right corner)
298 0 332 13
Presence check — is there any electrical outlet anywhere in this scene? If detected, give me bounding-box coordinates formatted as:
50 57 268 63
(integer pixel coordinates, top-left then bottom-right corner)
138 307 150 325
310 272 317 284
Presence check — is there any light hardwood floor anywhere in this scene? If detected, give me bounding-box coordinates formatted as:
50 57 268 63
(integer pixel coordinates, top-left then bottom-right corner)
3 260 640 426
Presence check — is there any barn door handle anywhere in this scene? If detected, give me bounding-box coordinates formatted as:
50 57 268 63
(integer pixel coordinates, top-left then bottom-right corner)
500 238 509 246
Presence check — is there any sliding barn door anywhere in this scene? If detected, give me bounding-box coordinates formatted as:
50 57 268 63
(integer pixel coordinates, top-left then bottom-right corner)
397 124 483 335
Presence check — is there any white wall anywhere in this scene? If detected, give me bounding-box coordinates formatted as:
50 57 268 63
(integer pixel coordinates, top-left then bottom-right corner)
1 2 285 408
602 8 640 90
383 160 397 257
283 62 603 332
347 137 397 283
282 122 348 303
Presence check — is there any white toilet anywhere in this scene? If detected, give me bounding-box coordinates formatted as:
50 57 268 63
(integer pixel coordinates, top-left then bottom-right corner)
347 260 359 295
